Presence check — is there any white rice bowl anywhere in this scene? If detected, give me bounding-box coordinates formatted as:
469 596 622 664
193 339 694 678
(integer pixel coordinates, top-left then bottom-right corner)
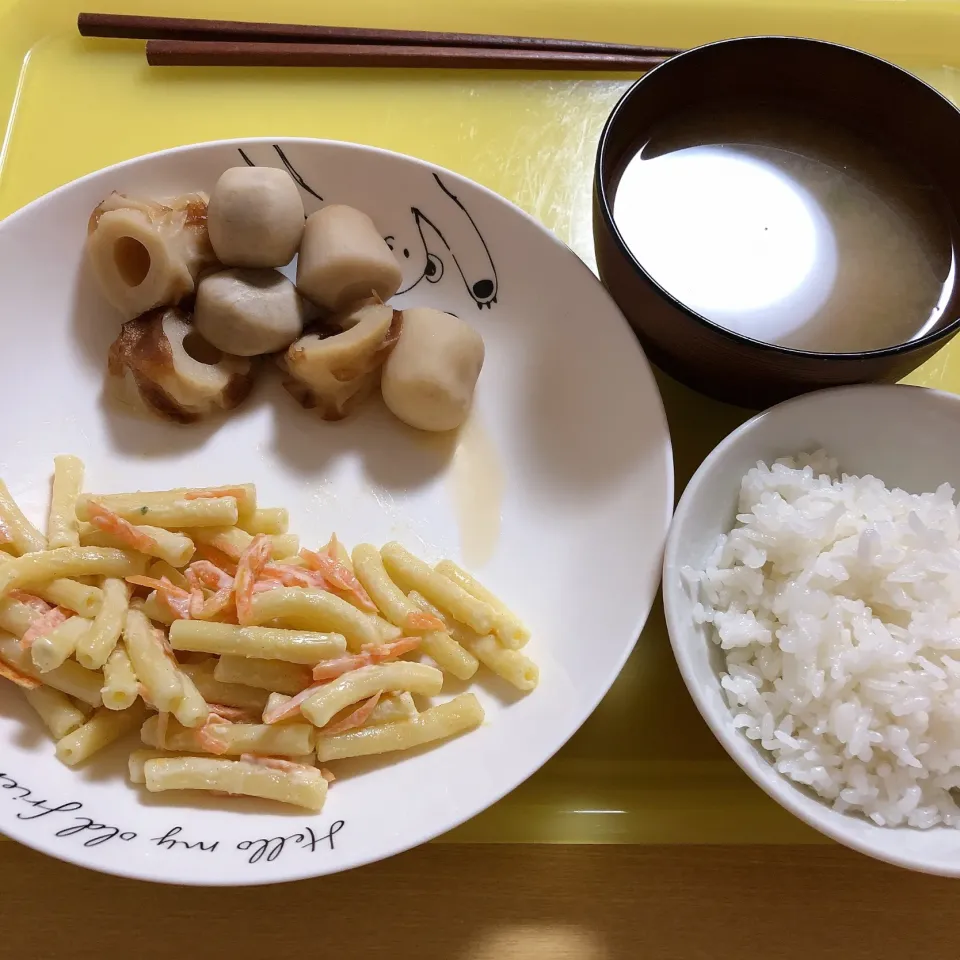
685 450 960 830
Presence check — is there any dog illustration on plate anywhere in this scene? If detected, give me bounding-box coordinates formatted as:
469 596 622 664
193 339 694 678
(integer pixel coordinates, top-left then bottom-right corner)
236 145 498 310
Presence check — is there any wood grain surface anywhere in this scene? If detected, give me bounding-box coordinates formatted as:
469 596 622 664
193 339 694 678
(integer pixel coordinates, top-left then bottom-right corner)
1 841 953 958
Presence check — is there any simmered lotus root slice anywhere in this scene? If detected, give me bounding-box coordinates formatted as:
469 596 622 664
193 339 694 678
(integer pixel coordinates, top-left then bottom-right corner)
86 192 218 321
107 307 255 423
278 300 402 420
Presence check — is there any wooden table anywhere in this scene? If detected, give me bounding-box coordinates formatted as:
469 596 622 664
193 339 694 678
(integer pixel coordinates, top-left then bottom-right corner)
1 840 954 957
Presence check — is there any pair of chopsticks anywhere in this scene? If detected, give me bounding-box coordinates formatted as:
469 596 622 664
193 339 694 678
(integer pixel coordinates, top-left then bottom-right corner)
77 12 679 70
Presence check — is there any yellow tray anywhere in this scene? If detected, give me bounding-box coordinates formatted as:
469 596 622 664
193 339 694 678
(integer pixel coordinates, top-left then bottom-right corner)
1 0 958 846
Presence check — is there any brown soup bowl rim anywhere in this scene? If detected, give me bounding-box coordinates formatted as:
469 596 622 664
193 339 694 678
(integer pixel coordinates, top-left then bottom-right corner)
594 35 960 365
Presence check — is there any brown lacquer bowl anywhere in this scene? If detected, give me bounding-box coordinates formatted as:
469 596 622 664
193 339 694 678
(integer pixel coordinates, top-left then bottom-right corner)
594 36 960 408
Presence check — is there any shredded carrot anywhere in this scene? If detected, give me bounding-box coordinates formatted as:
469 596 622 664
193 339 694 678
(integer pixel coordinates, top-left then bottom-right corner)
300 546 377 611
405 610 446 633
239 753 314 773
262 682 327 724
183 487 248 502
234 534 272 625
320 768 336 784
204 534 244 561
128 576 192 620
195 544 238 575
0 660 41 690
197 715 232 755
9 591 53 614
157 587 191 621
86 501 157 553
19 607 70 650
320 693 382 735
261 562 326 589
186 560 234 591
208 703 259 723
193 586 235 620
311 637 421 681
253 579 285 594
151 626 180 669
187 578 235 621
126 575 190 598
188 587 205 619
324 534 342 558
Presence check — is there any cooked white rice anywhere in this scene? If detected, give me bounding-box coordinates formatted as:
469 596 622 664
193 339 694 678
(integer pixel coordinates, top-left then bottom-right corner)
685 451 960 829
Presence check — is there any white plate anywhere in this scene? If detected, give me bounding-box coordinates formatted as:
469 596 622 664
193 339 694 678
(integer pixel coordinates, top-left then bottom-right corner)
664 384 960 876
0 138 672 885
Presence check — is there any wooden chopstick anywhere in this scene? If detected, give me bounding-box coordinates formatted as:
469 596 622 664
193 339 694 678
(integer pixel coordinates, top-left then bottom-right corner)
78 12 679 59
144 40 669 70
